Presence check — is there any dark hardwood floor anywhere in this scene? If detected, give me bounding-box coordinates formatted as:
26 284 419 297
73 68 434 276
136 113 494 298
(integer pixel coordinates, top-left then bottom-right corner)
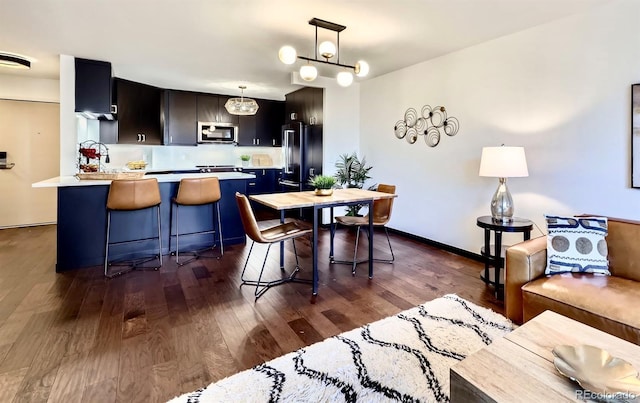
0 223 503 402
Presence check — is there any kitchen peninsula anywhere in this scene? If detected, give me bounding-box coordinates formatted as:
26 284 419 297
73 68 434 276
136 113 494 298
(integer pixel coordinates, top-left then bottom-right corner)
33 172 254 271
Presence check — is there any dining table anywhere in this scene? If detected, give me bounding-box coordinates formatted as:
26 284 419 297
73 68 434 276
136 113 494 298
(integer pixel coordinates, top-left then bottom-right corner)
249 188 398 297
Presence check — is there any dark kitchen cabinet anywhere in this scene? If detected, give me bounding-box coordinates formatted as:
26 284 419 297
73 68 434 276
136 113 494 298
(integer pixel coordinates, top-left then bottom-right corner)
196 94 239 125
164 90 197 145
285 87 323 127
238 99 285 147
245 169 275 195
260 100 285 146
245 168 281 213
115 78 163 144
75 58 114 115
238 114 258 146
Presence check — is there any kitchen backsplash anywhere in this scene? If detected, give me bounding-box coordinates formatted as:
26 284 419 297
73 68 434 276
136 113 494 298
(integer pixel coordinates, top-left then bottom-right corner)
104 144 282 171
77 116 282 171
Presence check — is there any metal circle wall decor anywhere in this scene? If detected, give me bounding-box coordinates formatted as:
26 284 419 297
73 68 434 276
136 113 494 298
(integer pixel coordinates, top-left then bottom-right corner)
425 126 441 147
404 108 418 128
394 120 407 139
406 127 418 144
394 104 460 148
443 117 459 136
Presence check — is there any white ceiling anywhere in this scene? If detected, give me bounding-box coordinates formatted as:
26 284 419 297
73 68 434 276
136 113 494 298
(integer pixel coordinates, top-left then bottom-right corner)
0 0 608 100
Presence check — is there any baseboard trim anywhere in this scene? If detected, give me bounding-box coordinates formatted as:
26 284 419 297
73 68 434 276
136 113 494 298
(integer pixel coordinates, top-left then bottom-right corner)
0 221 57 230
320 222 485 263
386 227 485 263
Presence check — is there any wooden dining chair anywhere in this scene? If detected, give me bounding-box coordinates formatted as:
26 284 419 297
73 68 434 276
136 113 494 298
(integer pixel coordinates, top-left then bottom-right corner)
330 184 396 275
235 192 313 300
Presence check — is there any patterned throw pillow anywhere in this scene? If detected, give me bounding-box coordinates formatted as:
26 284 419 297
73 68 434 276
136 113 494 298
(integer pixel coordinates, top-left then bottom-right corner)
545 215 609 275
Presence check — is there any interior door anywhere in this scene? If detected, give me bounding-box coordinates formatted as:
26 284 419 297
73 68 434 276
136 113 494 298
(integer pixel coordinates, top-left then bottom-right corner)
0 100 59 227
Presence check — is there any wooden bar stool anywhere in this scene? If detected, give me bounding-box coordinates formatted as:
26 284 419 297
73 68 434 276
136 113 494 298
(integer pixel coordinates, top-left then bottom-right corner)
170 177 223 265
104 178 162 278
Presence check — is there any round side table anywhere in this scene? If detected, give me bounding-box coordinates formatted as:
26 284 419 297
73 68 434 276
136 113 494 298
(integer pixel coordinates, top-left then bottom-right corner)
476 216 533 300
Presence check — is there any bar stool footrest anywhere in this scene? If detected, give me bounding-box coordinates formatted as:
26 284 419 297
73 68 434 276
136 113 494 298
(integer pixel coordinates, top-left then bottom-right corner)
175 245 222 266
106 254 161 278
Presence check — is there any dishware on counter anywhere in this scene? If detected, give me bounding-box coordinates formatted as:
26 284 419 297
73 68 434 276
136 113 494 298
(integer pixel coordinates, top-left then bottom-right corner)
126 160 148 170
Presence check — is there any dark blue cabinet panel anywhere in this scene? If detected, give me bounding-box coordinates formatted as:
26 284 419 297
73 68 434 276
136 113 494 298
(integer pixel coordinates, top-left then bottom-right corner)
56 179 247 271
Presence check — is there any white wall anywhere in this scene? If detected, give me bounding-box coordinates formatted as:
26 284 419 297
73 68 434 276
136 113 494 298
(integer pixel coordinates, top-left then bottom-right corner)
0 75 59 102
59 54 77 176
359 0 640 253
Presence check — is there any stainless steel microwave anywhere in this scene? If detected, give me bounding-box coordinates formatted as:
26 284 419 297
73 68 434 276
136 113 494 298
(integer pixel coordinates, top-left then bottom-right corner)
197 122 238 144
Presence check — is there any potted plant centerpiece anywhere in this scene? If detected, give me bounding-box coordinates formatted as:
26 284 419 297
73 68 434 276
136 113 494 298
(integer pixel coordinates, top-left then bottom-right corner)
240 154 251 167
335 152 375 215
309 175 336 196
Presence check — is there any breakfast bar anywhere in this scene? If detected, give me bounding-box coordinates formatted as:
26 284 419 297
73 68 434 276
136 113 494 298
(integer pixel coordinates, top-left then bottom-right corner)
33 172 254 271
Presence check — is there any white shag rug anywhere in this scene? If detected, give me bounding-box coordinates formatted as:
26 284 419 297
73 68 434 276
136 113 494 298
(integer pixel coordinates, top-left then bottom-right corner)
168 294 512 403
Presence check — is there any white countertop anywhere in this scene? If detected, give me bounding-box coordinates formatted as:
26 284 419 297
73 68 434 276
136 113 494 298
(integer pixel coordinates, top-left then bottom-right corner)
33 172 256 188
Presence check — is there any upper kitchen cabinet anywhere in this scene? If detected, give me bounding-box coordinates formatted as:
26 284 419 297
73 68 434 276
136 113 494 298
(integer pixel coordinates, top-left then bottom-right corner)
196 94 239 125
115 78 163 144
285 87 322 127
237 114 257 146
75 58 114 116
259 100 285 146
238 99 285 147
164 90 197 145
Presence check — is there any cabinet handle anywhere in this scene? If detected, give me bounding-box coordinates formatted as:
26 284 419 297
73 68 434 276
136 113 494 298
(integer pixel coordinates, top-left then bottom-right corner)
111 105 117 114
170 136 173 143
137 134 141 142
256 138 260 145
272 139 275 146
248 182 256 186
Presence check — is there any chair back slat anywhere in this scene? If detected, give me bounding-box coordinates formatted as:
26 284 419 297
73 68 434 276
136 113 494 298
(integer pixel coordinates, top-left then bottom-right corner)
371 184 396 225
175 177 221 205
107 178 161 211
235 192 265 243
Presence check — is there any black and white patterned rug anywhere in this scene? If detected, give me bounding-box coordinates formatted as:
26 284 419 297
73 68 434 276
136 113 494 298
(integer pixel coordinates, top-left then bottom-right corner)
168 294 512 402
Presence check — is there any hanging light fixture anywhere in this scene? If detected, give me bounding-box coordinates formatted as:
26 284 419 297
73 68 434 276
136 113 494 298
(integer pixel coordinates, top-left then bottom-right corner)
278 18 369 87
225 85 259 116
300 64 318 81
0 52 31 69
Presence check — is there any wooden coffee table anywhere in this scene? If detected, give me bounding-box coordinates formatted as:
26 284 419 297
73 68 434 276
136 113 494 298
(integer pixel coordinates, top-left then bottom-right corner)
450 311 640 402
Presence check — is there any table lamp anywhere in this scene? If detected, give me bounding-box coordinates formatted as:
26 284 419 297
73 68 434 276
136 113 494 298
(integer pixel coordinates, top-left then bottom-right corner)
479 146 529 222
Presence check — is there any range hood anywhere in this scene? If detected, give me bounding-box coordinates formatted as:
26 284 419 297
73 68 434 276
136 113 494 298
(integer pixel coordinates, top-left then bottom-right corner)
77 104 117 121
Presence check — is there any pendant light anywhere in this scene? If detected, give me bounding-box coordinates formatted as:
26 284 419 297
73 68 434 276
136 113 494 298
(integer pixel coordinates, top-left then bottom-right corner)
300 64 318 81
278 18 369 87
225 86 259 116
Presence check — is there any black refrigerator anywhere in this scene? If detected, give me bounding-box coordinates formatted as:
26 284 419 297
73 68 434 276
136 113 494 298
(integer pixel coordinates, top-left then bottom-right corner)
279 122 323 192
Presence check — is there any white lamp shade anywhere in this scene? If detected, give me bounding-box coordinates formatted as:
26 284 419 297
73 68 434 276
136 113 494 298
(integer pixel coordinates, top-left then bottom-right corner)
318 41 336 59
479 146 529 178
299 65 318 81
336 71 353 87
278 46 297 65
355 60 369 77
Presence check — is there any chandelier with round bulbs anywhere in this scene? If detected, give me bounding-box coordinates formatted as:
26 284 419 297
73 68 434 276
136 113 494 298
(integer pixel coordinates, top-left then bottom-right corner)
278 18 369 87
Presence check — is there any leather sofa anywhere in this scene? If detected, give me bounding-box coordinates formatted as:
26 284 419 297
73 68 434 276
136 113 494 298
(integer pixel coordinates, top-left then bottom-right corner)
505 216 640 344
